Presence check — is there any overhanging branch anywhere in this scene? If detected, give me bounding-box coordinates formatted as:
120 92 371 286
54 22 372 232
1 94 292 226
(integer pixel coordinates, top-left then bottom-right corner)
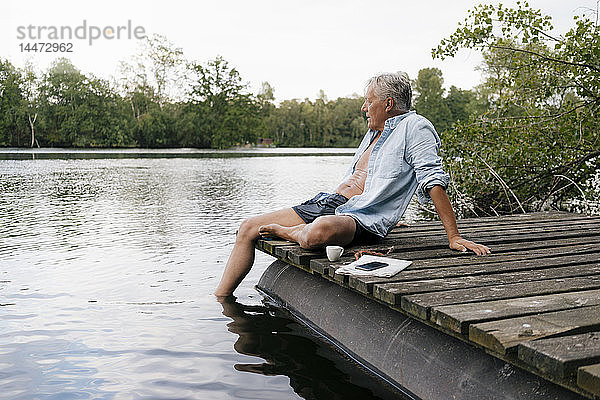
490 45 600 72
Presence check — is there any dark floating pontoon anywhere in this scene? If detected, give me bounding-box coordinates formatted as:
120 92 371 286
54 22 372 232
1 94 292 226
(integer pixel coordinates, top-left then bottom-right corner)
255 212 600 400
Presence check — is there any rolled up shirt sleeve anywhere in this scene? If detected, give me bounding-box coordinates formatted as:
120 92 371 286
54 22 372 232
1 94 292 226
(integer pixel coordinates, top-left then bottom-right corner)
405 120 450 204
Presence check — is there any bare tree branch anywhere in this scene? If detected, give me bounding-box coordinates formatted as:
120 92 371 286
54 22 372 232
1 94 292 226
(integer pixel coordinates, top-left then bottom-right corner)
554 174 591 214
490 44 600 72
477 154 526 213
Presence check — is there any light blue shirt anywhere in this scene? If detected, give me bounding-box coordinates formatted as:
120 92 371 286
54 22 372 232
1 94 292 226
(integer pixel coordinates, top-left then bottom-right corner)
335 111 450 237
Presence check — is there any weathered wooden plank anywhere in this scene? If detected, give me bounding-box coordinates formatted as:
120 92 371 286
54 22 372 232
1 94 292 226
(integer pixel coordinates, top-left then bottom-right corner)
407 242 600 269
469 305 600 355
306 259 350 283
517 332 600 378
267 238 600 278
255 239 295 257
308 257 357 278
361 235 600 262
275 229 600 267
255 239 265 252
262 239 294 253
272 231 600 295
396 211 573 229
431 289 600 334
325 242 600 287
286 248 325 266
391 212 590 233
349 252 600 295
374 264 600 304
386 218 600 239
256 219 600 255
255 212 594 255
263 213 587 256
374 227 600 254
388 275 600 320
309 257 332 275
578 363 600 396
392 213 599 231
395 213 597 229
274 245 297 260
260 226 600 266
333 271 349 285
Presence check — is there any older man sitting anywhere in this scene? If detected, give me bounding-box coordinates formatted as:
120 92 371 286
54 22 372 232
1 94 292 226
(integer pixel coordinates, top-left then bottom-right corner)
215 72 490 297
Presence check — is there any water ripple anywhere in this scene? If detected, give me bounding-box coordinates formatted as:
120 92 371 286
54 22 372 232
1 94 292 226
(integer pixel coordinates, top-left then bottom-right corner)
0 156 407 400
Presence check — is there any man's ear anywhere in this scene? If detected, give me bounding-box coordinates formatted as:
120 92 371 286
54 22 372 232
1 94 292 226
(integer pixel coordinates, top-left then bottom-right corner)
386 98 394 112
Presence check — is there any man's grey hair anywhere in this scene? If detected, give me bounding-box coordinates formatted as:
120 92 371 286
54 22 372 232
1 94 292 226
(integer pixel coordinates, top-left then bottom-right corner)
366 72 412 113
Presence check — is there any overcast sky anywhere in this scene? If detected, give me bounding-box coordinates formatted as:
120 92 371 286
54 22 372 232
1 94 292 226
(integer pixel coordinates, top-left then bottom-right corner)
2 0 597 101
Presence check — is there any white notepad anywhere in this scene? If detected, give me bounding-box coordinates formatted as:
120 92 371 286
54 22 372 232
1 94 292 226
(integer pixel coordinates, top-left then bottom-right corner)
334 255 412 277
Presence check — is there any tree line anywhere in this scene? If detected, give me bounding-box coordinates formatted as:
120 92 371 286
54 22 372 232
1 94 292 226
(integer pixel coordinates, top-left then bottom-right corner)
0 35 477 150
0 40 365 149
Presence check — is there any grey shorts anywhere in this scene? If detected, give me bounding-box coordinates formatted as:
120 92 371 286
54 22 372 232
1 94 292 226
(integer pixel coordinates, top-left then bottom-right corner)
292 192 381 245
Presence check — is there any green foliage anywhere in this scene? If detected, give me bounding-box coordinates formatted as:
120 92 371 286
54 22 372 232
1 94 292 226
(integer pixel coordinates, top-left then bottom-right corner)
0 54 368 149
433 2 600 216
0 59 25 146
412 68 485 135
189 56 261 148
119 34 186 108
265 96 365 147
433 2 553 59
1 33 372 150
413 68 453 132
39 59 133 147
445 86 486 123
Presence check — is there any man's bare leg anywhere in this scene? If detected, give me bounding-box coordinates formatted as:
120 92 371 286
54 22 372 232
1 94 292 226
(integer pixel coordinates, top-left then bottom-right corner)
214 208 304 297
259 215 357 250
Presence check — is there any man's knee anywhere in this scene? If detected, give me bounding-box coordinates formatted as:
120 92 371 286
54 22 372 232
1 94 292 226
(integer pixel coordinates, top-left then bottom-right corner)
237 217 260 241
299 217 338 249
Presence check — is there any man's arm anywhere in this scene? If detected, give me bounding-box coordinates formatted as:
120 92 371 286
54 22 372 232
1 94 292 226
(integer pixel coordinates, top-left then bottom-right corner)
429 185 491 255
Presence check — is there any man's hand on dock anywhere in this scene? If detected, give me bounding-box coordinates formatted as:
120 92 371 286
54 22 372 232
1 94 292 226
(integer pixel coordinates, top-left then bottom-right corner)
449 236 491 255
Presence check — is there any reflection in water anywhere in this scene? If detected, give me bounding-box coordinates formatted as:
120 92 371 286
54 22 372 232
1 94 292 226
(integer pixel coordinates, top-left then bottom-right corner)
0 147 356 160
219 298 402 400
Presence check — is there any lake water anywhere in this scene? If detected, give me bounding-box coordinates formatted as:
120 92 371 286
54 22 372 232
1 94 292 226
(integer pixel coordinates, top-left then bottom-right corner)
0 149 418 400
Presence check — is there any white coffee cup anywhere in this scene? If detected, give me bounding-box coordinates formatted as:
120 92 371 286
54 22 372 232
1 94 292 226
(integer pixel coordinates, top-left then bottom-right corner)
326 245 344 262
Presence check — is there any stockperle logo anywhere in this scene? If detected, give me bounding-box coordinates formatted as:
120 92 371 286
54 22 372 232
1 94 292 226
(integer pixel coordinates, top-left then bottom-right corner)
16 20 147 45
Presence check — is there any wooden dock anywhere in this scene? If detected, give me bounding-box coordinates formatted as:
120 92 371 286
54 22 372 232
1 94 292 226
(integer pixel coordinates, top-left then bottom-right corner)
255 211 600 399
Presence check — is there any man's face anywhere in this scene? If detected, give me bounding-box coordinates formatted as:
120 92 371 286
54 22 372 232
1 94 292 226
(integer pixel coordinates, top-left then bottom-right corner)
361 86 388 131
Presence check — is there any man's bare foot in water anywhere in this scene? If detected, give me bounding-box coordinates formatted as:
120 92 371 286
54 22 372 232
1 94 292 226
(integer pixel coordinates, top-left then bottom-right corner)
258 223 305 243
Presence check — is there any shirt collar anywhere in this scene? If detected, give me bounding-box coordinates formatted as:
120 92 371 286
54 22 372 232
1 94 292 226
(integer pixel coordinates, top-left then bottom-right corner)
367 111 415 139
384 111 415 130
